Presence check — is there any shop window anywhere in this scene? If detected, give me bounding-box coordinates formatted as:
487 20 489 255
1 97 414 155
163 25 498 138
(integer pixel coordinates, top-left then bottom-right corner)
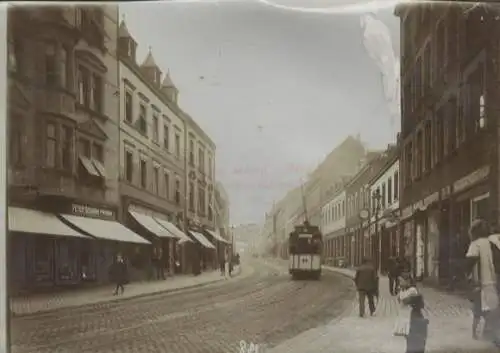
33 238 54 282
471 193 489 223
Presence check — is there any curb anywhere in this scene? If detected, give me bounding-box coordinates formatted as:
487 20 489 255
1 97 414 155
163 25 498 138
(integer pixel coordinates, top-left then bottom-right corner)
12 267 249 318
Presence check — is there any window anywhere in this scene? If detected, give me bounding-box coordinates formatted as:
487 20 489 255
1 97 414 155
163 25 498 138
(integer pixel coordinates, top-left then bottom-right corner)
175 179 181 204
424 120 431 171
387 177 393 204
415 130 423 178
125 91 133 123
151 113 159 142
125 150 133 182
60 47 68 89
457 92 467 146
91 74 103 113
153 166 159 194
10 115 24 166
381 183 386 208
394 171 399 200
470 64 485 132
198 147 205 172
198 186 205 215
79 138 91 158
208 155 212 178
175 134 180 157
163 124 169 150
61 126 73 171
423 44 431 92
138 104 147 134
189 181 195 211
471 193 489 223
46 123 57 168
404 142 413 185
92 142 103 162
140 159 147 188
435 110 444 163
189 140 195 165
164 172 170 199
8 37 20 72
45 43 57 86
77 66 90 106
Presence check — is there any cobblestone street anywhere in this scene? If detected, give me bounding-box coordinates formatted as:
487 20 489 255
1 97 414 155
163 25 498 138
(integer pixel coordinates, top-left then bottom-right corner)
10 259 354 353
268 263 500 353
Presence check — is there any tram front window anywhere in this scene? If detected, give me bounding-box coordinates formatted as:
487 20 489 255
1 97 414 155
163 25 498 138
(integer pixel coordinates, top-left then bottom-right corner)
289 237 321 254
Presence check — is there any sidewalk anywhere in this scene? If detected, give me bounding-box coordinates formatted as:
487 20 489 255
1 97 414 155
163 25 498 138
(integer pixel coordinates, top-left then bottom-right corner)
11 265 249 317
268 261 497 353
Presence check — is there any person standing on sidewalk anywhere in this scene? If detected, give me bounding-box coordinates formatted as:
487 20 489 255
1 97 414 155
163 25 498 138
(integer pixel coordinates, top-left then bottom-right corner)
354 257 378 317
110 253 128 296
388 256 401 296
464 219 500 345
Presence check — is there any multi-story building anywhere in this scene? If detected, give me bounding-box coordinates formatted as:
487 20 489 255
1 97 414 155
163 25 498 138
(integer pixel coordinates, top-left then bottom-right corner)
304 136 366 227
321 188 346 264
343 152 388 268
117 19 218 274
395 2 500 282
214 181 230 240
7 6 149 292
367 146 400 273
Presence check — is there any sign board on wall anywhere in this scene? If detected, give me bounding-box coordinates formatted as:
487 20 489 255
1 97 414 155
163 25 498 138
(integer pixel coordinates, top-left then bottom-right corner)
71 203 115 219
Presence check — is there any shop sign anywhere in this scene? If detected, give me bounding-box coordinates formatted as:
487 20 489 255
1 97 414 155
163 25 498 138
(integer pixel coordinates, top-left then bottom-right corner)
453 165 490 195
71 203 114 219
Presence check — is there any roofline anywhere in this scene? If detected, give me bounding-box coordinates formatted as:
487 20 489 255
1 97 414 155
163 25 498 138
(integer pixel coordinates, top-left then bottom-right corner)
119 56 216 150
367 153 399 186
344 152 383 189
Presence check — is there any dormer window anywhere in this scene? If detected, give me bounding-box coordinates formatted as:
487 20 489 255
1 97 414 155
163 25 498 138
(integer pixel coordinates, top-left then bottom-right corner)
127 42 133 58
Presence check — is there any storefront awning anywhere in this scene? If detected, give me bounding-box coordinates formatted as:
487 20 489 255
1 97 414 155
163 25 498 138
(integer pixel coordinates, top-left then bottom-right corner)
189 231 216 249
60 214 150 244
129 211 176 238
9 207 90 239
154 217 193 243
205 229 230 244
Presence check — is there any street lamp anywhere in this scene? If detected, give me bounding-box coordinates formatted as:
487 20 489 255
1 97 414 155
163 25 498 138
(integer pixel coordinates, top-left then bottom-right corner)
372 189 382 272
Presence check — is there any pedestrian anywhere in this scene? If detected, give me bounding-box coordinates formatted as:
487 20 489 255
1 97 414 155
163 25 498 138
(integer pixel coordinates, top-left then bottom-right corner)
224 247 230 279
394 274 418 337
110 253 128 296
354 257 378 317
405 292 429 353
464 219 500 345
219 250 225 276
468 280 486 340
388 256 401 296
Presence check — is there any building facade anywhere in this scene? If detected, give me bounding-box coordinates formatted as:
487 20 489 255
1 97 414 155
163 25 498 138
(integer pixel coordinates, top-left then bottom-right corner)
395 2 500 282
7 6 150 292
321 189 346 264
368 149 400 273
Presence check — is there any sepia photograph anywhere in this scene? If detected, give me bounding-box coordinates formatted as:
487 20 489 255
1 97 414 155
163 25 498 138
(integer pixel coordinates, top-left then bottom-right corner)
3 1 500 352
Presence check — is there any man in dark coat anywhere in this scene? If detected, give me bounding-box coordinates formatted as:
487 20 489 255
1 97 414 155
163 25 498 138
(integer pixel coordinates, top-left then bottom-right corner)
388 256 401 295
110 253 128 295
354 257 379 317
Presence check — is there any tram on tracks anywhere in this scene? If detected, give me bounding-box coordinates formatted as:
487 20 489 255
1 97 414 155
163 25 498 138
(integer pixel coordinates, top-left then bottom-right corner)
288 221 323 280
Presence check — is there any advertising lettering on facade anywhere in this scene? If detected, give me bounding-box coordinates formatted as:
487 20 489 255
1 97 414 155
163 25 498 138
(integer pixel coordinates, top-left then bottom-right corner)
71 203 115 220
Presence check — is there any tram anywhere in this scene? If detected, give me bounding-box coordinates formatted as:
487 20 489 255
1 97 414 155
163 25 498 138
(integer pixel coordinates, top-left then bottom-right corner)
288 221 323 280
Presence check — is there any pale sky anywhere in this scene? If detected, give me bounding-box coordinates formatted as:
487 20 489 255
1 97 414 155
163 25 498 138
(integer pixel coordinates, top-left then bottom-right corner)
121 0 400 225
